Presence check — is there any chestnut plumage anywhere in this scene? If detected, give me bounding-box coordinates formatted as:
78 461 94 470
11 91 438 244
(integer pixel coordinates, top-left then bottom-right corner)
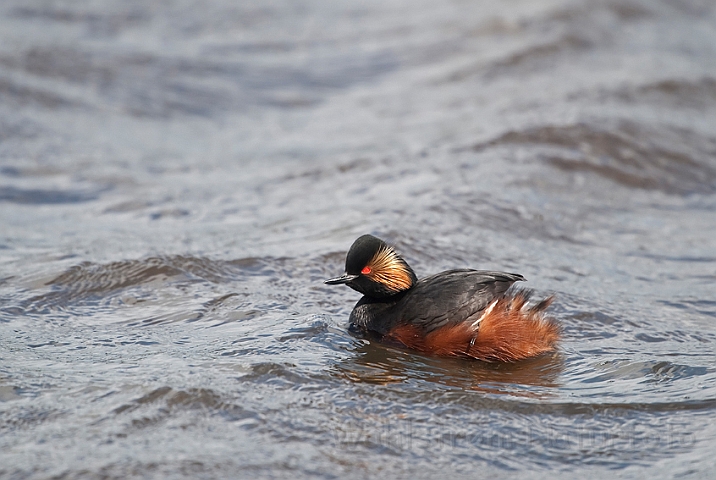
325 234 559 362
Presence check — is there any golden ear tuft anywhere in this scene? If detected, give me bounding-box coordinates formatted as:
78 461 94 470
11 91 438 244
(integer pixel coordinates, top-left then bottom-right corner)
365 245 414 293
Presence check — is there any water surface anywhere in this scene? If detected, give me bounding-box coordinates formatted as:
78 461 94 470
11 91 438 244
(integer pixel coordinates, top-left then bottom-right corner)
1 0 716 478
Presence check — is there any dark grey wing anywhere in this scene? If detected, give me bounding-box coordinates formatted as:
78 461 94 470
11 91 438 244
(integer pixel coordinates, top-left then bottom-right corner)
399 269 524 333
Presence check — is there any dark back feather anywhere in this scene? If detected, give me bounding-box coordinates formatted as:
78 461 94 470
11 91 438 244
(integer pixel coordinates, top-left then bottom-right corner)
398 269 525 333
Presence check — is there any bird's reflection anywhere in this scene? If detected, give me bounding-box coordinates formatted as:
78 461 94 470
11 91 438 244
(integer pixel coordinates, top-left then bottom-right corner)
332 337 564 398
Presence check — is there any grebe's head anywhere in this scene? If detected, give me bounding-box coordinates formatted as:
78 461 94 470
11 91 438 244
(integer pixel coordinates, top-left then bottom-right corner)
324 234 417 298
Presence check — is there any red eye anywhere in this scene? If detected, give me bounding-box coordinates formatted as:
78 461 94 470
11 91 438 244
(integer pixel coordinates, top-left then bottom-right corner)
361 266 371 275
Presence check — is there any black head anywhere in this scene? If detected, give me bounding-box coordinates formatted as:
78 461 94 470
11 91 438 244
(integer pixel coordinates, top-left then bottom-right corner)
324 234 418 298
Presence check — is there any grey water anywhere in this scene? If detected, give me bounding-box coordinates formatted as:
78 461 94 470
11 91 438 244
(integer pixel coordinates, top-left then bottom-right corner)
1 0 716 478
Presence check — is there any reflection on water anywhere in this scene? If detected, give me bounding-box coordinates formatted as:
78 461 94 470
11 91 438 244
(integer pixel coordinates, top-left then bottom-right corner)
1 0 716 478
333 340 563 396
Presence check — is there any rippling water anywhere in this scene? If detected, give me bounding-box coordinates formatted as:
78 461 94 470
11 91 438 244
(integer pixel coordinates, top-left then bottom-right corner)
1 0 716 478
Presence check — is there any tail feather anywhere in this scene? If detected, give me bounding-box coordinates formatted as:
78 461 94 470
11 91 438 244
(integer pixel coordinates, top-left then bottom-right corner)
467 290 559 362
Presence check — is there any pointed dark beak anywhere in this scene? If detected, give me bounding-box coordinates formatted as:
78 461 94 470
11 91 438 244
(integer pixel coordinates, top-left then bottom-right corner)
324 273 359 285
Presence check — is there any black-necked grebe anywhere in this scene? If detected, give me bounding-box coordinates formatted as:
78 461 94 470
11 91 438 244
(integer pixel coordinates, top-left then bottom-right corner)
325 234 559 362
